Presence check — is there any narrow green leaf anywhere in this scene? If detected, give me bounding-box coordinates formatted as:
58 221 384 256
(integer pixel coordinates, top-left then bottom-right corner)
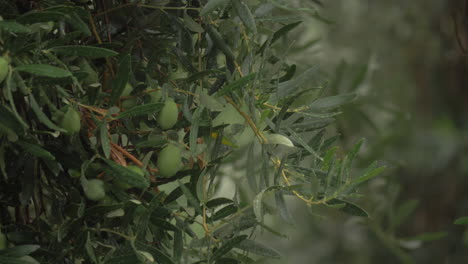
5 74 29 130
353 162 385 185
0 105 26 135
309 93 357 110
327 199 369 217
321 146 337 171
28 94 66 132
271 21 302 44
116 103 163 119
454 216 468 225
405 231 448 242
100 123 110 159
268 0 318 13
183 12 204 33
276 66 320 98
135 242 175 264
16 140 55 160
0 256 36 264
85 232 97 263
102 159 149 189
349 63 369 91
275 192 295 224
235 239 281 258
206 24 235 61
109 54 131 105
206 197 234 209
232 0 257 33
18 11 67 24
16 64 72 78
0 21 31 33
150 217 179 232
190 105 204 156
135 138 166 149
200 0 230 16
103 254 140 264
68 12 91 36
216 73 256 97
164 186 184 204
277 64 297 83
185 69 223 83
0 245 40 257
265 133 294 147
178 181 203 215
253 186 282 222
51 45 118 58
173 227 183 262
346 138 364 168
286 127 322 161
215 258 239 264
394 199 419 228
259 21 302 54
210 204 237 222
212 235 248 261
289 118 333 132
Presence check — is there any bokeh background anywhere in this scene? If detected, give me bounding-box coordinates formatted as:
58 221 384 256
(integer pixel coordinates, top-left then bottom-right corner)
255 1 468 263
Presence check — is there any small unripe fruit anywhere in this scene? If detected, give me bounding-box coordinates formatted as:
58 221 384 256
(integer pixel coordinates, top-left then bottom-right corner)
157 144 182 178
0 57 9 83
83 179 106 201
148 89 162 103
0 231 7 250
116 165 144 190
60 107 81 134
157 98 178 130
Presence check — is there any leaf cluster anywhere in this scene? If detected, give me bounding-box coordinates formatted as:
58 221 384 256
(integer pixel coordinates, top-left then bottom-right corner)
0 0 382 263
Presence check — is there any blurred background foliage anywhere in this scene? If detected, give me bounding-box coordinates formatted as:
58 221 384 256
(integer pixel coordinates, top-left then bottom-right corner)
256 0 468 263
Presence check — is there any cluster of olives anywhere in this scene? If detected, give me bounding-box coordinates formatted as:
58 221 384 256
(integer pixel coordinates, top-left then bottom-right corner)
80 83 183 201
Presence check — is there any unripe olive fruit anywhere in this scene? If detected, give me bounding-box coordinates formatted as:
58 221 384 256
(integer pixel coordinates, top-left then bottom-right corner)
83 179 106 201
116 165 144 190
0 56 9 84
0 231 7 250
60 107 81 134
148 89 162 103
157 98 178 130
157 144 182 178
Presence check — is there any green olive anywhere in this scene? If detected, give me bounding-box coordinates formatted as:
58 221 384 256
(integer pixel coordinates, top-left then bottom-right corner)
68 169 81 179
121 83 133 97
60 107 81 134
83 179 106 201
157 144 182 178
148 89 162 103
0 57 9 84
157 98 178 130
116 165 144 190
0 231 7 250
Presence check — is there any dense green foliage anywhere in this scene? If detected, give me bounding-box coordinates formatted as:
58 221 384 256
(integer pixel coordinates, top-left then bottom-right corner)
0 0 383 263
260 1 468 263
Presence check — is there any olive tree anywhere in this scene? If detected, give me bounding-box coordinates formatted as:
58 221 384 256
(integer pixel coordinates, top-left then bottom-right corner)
0 0 383 263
